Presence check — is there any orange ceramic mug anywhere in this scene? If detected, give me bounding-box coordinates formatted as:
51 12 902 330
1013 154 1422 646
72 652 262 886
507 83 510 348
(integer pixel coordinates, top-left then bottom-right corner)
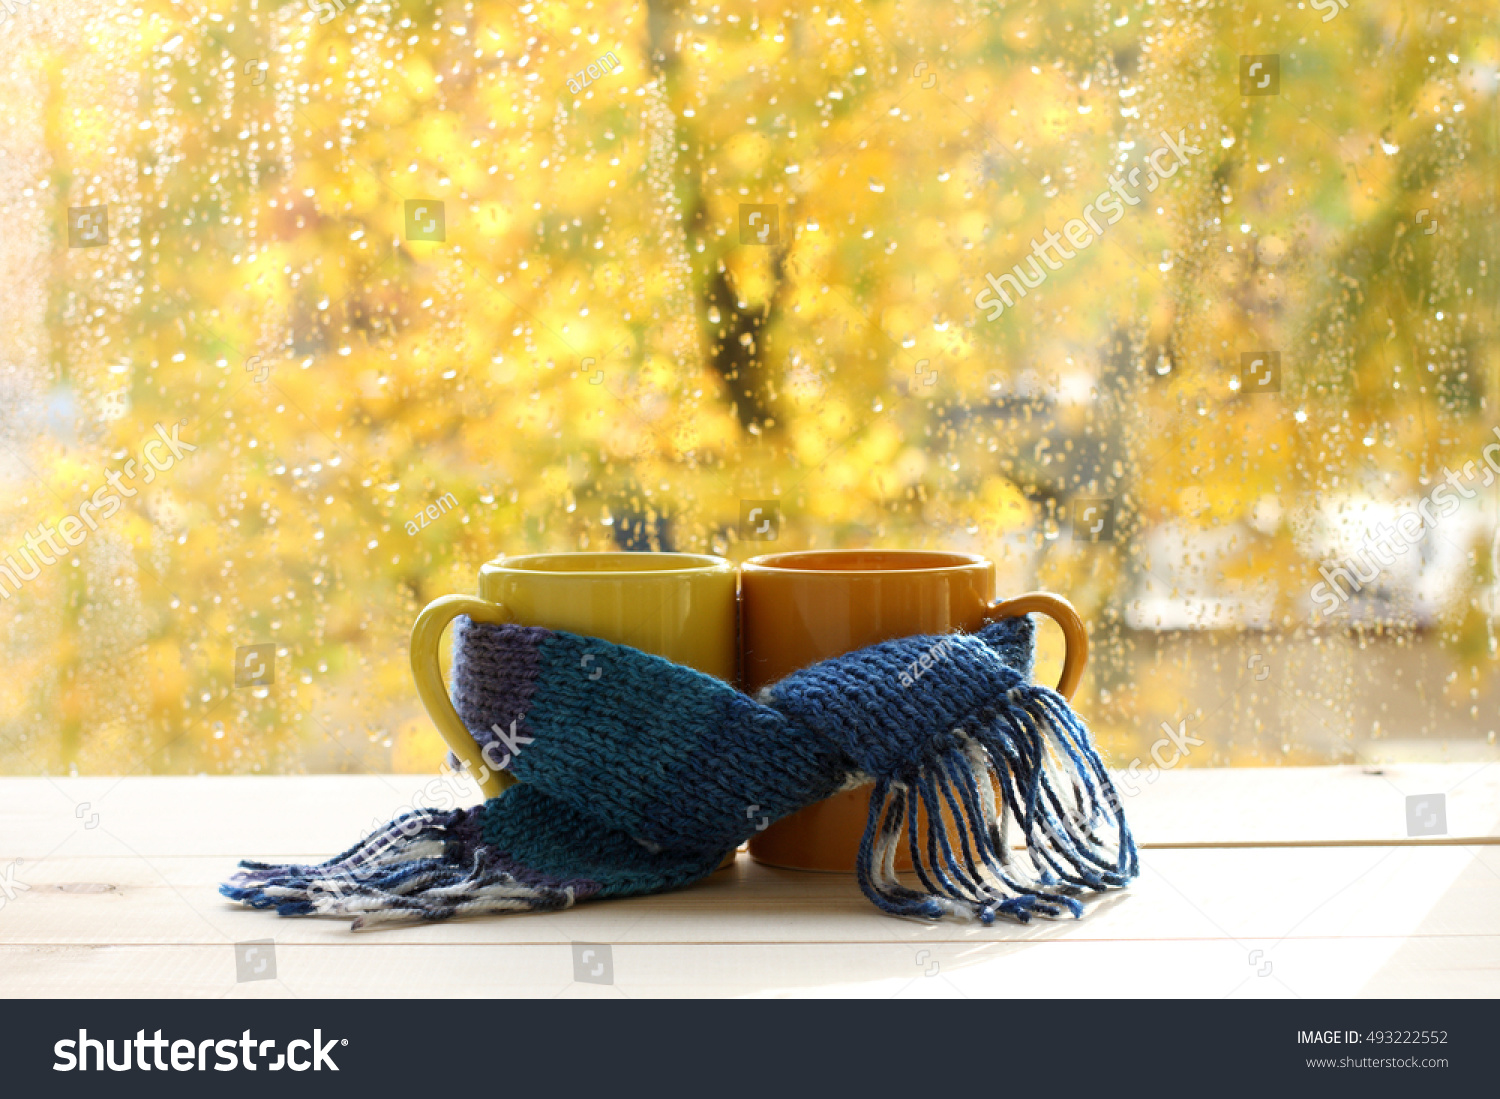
740 549 1087 872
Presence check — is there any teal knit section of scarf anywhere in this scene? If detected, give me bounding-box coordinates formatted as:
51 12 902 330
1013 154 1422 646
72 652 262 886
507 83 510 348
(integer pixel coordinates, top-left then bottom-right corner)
222 615 1138 928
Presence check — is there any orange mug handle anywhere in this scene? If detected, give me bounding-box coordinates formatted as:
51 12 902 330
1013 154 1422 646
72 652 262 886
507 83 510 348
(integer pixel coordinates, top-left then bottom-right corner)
982 592 1088 700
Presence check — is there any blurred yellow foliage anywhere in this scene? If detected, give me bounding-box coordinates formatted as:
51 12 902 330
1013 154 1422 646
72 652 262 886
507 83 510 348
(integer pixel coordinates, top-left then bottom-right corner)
0 0 1495 777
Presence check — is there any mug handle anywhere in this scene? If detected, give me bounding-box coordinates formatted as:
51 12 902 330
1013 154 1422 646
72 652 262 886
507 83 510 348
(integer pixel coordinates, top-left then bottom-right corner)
410 594 515 798
982 592 1088 700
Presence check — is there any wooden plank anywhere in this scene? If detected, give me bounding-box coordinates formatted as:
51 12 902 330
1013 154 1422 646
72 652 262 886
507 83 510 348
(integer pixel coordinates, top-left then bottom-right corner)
0 775 461 861
2 846 1495 948
3 774 1497 996
1118 762 1500 846
3 935 1496 999
2 766 1495 862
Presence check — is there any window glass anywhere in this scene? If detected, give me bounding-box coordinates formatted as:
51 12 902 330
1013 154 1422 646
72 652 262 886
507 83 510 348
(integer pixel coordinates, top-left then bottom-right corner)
1 0 1495 776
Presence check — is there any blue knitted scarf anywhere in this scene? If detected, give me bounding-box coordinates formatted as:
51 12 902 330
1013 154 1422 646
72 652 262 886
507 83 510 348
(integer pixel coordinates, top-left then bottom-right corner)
222 615 1137 928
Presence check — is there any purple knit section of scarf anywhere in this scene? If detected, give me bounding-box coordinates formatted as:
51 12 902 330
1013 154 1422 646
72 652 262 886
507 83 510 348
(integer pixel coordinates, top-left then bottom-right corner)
442 805 602 901
451 619 550 761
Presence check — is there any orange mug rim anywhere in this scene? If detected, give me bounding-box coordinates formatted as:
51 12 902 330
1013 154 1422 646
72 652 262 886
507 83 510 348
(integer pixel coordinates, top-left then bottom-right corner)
742 548 989 576
479 551 734 580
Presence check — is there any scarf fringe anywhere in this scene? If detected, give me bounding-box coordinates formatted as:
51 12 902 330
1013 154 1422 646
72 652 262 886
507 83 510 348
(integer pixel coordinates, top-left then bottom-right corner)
855 684 1137 924
219 807 579 929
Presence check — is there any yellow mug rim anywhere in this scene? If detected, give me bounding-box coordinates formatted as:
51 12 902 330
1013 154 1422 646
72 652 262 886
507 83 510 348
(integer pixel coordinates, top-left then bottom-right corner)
480 551 734 581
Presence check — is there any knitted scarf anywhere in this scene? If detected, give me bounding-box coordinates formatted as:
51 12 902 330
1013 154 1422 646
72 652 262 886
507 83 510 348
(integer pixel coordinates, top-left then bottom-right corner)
222 615 1137 928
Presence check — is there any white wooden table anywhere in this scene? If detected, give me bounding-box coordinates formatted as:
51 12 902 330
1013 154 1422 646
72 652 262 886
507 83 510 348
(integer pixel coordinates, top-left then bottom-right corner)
3 766 1497 998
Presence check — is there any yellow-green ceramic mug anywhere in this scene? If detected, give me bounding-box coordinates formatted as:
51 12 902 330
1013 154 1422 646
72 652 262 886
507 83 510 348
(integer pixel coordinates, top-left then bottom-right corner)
411 552 738 799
